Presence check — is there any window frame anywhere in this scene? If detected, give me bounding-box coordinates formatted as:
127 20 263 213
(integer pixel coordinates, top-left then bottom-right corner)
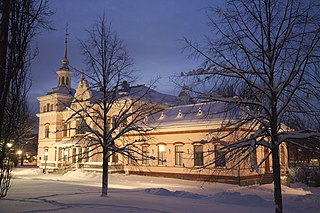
175 145 184 166
194 145 204 167
158 144 166 165
215 145 226 168
44 124 50 138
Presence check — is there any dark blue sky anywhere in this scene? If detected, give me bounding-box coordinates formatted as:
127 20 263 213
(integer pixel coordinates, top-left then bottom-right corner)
29 0 222 110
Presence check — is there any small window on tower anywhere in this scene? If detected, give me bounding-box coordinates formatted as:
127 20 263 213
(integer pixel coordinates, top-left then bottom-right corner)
66 77 69 85
62 76 65 85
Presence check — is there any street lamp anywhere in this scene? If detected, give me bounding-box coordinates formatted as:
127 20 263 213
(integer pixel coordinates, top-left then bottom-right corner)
44 149 48 174
17 150 23 166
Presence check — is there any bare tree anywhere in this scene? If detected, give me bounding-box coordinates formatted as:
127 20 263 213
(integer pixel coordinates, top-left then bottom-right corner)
65 15 162 197
181 1 320 212
0 0 52 198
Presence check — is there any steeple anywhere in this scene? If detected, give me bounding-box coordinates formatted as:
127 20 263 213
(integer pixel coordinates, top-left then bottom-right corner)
56 24 72 89
61 23 69 69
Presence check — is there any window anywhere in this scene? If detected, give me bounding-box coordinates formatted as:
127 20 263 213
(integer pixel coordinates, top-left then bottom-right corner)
280 146 285 165
215 145 226 167
175 145 183 166
82 147 89 162
76 119 86 135
250 146 257 167
107 151 118 163
158 145 166 165
58 147 62 161
66 77 69 85
50 104 54 111
67 123 71 137
47 103 50 112
63 123 68 137
44 124 49 138
194 145 203 167
142 145 149 165
62 76 65 85
43 105 46 112
72 148 77 163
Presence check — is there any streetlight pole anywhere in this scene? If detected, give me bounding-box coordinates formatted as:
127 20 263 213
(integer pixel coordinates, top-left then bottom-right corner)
16 150 22 166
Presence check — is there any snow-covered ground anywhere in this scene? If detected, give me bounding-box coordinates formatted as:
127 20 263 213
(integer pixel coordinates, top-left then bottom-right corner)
1 168 319 213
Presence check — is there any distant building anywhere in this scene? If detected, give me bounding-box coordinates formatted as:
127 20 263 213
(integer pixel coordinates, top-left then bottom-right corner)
37 39 289 186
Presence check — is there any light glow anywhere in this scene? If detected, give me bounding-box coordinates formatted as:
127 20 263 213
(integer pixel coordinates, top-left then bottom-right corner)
158 145 165 152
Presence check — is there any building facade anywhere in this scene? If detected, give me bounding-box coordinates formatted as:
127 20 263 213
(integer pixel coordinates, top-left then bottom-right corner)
37 41 289 186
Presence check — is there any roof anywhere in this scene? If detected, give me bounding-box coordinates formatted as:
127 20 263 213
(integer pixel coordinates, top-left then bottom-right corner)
47 86 75 96
147 101 240 126
89 84 187 106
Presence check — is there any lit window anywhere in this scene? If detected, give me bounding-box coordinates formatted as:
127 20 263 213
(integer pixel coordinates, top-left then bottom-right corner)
158 145 166 165
194 145 203 167
175 145 183 166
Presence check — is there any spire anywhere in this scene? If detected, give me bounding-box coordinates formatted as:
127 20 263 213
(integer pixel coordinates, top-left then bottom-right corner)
61 23 69 68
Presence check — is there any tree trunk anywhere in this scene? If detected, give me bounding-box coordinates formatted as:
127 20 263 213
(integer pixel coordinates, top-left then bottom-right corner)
272 146 283 213
101 148 109 197
0 0 10 139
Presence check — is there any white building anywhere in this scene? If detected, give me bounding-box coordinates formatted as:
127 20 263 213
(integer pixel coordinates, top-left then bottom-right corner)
37 39 289 186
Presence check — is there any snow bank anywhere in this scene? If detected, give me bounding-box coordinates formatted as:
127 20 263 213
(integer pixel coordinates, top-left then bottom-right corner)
13 168 43 176
208 191 272 207
144 188 206 199
62 169 100 180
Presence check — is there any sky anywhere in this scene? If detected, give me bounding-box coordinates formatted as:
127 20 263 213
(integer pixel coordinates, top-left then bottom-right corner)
29 0 223 111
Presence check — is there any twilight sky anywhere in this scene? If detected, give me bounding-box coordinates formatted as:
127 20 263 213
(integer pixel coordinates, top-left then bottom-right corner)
29 0 222 111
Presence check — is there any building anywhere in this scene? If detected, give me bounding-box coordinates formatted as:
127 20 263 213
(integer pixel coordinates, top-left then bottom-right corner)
37 39 289 186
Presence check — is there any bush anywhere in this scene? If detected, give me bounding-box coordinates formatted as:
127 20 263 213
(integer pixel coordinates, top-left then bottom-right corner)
289 165 320 186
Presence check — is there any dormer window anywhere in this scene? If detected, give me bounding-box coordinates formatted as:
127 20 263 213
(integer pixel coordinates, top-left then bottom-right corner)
176 110 183 118
197 108 203 116
159 112 165 120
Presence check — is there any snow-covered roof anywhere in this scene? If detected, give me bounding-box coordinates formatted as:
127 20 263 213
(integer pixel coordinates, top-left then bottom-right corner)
147 101 240 126
89 84 186 106
47 86 75 96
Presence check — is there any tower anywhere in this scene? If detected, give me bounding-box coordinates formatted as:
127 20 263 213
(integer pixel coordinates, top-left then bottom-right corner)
56 24 72 89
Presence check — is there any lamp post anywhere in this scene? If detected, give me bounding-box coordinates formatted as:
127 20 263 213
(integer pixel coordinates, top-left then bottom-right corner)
44 149 48 174
17 150 22 166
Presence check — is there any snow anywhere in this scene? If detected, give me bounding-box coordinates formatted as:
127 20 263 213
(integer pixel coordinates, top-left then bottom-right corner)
1 168 319 213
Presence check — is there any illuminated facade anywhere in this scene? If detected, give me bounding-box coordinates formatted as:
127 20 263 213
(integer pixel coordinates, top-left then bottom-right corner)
37 41 289 186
